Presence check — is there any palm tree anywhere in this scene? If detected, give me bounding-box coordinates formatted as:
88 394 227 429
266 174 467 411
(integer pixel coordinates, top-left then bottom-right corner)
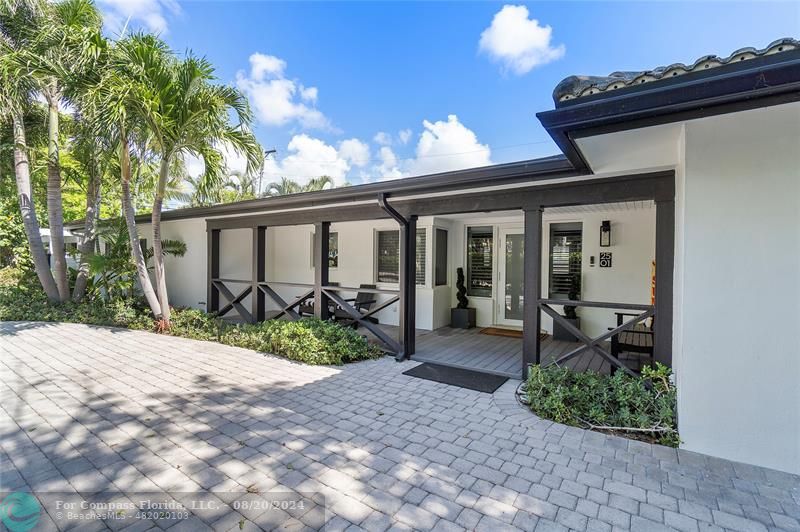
18 0 102 301
85 33 167 319
70 111 110 301
265 175 335 196
0 0 60 301
51 0 109 302
89 34 262 325
304 175 335 192
145 51 262 326
266 177 301 196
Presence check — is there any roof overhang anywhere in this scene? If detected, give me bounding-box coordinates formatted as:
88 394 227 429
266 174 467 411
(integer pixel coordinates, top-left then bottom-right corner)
537 48 800 171
66 154 579 228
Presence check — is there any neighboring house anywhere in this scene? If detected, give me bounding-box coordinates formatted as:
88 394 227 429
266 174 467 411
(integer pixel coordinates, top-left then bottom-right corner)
68 38 800 475
39 228 81 269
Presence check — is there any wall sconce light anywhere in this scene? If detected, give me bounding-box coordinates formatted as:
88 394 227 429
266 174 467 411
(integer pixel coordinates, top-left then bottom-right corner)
600 220 611 247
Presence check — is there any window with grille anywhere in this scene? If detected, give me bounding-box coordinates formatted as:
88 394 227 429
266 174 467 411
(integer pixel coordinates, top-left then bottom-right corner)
376 230 399 283
435 228 448 286
467 226 493 297
374 229 426 284
549 223 582 299
415 229 426 286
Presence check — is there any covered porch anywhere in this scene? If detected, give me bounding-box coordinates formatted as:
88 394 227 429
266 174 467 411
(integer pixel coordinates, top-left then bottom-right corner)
205 170 675 380
371 324 642 378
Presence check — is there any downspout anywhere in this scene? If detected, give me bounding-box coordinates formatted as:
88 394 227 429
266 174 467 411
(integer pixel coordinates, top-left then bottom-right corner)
377 193 407 226
378 194 415 361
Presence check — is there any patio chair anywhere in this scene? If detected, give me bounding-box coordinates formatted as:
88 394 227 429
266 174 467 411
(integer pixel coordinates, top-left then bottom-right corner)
609 312 654 371
333 284 378 328
298 282 338 317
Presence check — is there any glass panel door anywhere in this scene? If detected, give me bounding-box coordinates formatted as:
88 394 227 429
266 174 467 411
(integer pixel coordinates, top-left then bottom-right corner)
497 228 524 326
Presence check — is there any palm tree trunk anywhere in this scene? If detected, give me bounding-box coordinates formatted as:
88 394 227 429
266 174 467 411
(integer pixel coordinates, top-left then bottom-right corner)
12 111 60 302
120 134 161 319
45 90 69 301
151 157 171 325
72 151 101 301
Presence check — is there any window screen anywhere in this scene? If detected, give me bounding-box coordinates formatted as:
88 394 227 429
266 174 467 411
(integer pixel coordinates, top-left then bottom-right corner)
376 230 399 283
467 226 493 297
416 229 426 286
435 228 448 286
549 223 582 298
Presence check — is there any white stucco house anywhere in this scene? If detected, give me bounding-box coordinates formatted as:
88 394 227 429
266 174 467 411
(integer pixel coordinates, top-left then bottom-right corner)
69 38 800 475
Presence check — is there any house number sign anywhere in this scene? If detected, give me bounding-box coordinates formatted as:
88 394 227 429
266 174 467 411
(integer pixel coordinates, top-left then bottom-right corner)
599 252 612 268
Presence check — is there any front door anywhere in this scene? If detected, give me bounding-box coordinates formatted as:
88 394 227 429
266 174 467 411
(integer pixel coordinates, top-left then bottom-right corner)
497 227 524 327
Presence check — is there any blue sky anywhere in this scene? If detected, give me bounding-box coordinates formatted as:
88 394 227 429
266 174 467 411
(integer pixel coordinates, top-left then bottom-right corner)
99 1 799 186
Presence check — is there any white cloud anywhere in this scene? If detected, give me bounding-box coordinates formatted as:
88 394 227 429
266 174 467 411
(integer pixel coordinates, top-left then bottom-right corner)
98 0 180 35
250 53 286 78
373 131 392 146
365 115 490 181
256 118 489 186
263 134 353 186
339 138 370 168
182 144 250 179
479 5 565 75
183 153 205 178
408 115 491 175
398 129 413 145
300 86 318 103
236 53 329 129
375 146 404 181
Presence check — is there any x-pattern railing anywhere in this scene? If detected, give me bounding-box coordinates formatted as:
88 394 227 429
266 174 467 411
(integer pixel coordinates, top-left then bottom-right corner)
538 299 655 378
212 278 253 322
322 285 401 354
214 276 402 354
257 281 314 321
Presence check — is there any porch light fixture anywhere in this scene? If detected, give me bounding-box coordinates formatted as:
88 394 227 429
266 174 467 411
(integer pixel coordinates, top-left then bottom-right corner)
600 220 611 247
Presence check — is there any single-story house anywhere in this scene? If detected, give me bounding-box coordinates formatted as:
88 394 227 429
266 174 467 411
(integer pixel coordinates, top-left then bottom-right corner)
67 38 800 475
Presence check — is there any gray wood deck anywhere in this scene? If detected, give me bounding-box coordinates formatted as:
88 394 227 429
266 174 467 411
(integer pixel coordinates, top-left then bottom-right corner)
371 325 615 378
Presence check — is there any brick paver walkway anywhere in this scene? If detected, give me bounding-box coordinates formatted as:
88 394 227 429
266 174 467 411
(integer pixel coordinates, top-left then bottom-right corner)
1 322 798 531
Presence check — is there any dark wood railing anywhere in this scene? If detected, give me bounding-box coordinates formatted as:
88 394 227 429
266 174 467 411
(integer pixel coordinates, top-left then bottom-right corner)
211 278 253 321
321 285 401 354
538 299 655 377
257 281 314 321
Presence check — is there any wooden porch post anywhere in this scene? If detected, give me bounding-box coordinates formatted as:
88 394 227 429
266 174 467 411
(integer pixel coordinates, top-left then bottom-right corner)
207 228 220 313
404 216 417 356
522 206 543 379
654 199 675 366
314 221 331 320
251 225 266 322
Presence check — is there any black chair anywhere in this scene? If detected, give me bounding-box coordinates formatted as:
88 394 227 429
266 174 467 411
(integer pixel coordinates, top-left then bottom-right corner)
609 312 654 371
298 282 338 317
333 284 378 328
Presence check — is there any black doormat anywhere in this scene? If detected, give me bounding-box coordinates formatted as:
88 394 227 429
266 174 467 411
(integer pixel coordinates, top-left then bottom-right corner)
402 363 508 393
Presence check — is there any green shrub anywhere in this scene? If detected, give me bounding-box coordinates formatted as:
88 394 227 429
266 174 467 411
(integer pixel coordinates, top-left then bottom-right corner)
0 272 382 366
222 318 383 365
168 307 224 342
0 276 153 329
526 363 679 446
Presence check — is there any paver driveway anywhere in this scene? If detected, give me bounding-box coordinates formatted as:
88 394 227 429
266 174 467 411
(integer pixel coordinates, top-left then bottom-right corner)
1 322 798 532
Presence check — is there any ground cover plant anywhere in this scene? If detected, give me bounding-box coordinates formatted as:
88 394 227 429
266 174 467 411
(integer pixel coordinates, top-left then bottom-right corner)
526 362 679 446
0 267 382 365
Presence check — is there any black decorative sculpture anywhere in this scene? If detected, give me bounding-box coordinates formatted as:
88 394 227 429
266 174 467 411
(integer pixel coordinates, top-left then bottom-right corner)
451 267 476 328
456 267 469 309
563 273 580 320
553 273 581 341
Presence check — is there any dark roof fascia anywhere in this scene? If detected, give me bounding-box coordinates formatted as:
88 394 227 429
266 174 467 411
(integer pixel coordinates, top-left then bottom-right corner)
537 49 800 168
67 155 578 227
